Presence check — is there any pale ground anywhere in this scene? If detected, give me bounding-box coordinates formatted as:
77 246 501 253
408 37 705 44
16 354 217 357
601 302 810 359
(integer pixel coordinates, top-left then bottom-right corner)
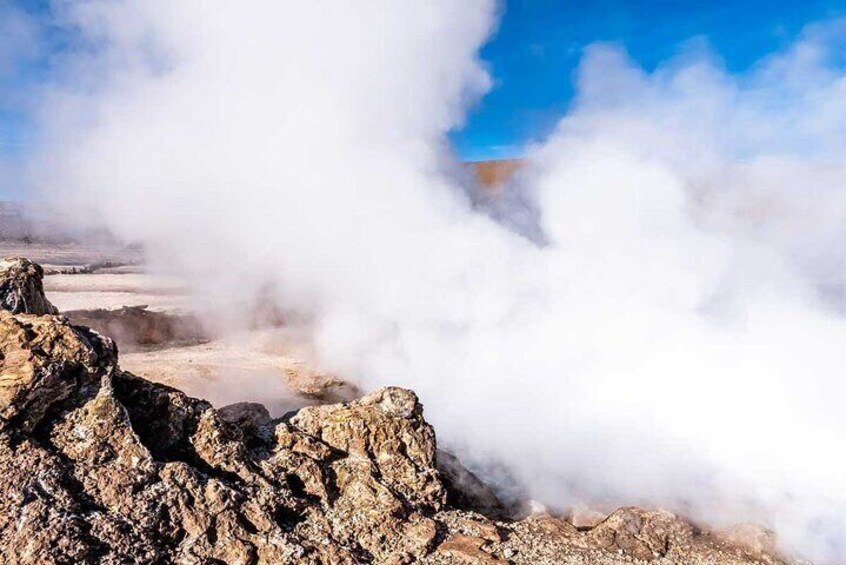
46 272 192 312
4 240 352 414
0 241 142 270
120 328 338 416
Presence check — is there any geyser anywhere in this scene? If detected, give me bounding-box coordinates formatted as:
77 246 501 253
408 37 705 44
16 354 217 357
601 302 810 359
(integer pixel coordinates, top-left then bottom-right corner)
18 2 846 561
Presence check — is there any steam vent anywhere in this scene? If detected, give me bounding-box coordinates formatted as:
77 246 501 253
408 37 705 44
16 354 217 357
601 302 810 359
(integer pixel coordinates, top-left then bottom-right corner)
0 258 789 563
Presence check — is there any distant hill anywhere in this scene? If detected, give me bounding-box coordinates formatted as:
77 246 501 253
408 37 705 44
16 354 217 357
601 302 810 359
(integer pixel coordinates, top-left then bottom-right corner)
0 201 119 246
468 159 524 188
0 202 35 242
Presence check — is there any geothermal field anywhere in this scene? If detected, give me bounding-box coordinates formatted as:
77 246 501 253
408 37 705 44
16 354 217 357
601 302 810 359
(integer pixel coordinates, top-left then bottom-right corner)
0 228 356 412
3 1 846 564
0 222 790 565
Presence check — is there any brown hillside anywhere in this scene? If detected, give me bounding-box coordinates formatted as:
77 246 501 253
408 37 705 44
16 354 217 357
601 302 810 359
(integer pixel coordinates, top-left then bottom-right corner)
468 159 525 188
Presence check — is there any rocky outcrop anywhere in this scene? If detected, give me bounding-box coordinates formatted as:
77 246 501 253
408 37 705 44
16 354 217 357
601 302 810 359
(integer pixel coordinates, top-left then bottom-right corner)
0 257 58 316
0 311 115 434
0 260 791 564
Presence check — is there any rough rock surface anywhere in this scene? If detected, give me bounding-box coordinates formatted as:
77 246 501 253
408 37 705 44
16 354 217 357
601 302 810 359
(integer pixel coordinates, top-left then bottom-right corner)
283 361 359 401
0 257 58 316
0 260 792 564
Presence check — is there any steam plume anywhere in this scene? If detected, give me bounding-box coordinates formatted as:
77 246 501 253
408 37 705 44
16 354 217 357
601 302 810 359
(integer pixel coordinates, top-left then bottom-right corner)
21 3 846 560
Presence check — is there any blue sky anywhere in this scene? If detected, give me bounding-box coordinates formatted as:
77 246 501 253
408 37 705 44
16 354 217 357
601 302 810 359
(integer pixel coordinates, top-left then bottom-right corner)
2 0 846 164
453 0 846 160
0 0 67 157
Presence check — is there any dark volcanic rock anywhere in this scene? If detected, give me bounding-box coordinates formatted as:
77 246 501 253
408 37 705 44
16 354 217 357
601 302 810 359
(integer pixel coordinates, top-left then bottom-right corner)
0 260 792 564
437 450 507 518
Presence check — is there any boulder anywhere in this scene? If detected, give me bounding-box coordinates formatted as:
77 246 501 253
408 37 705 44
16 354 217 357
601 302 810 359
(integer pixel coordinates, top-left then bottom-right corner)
0 257 58 316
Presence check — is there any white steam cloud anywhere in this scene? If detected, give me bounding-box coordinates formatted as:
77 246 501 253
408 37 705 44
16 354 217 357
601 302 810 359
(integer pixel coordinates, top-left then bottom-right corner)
22 2 846 561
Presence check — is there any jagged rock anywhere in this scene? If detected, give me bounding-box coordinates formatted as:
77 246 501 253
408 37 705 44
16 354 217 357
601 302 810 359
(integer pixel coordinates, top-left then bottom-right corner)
218 401 273 440
291 386 446 509
717 524 780 561
581 508 695 560
283 361 359 402
567 505 607 529
0 260 793 564
0 257 58 315
438 450 507 517
0 311 116 433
